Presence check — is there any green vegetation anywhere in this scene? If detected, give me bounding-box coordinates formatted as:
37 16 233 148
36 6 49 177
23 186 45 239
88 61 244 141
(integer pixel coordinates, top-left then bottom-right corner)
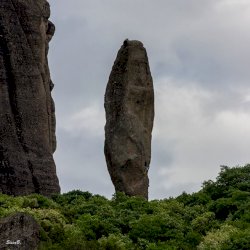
0 165 250 249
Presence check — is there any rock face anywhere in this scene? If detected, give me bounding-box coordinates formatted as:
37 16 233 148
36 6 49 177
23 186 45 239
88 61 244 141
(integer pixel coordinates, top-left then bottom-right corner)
0 212 40 250
104 40 154 199
0 0 60 196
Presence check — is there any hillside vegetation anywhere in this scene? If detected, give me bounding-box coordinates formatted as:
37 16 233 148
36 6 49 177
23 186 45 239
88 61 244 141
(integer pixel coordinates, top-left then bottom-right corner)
0 165 250 249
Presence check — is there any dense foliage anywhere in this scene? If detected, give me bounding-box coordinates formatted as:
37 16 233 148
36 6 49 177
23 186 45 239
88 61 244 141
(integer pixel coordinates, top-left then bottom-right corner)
0 165 250 249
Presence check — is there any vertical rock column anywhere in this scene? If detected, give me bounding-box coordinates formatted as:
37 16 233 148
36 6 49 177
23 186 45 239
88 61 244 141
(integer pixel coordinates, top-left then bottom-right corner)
104 40 154 199
0 0 60 196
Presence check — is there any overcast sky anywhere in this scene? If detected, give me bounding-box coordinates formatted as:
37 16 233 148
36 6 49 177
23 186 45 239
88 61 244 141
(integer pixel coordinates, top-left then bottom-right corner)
48 0 250 199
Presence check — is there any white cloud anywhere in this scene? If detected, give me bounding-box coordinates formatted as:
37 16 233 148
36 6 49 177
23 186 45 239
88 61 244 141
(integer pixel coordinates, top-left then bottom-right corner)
48 0 250 199
149 78 250 198
216 0 250 7
59 103 105 137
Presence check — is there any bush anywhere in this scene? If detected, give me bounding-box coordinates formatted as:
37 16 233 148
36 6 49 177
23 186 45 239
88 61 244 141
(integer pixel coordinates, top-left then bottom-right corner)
0 165 249 249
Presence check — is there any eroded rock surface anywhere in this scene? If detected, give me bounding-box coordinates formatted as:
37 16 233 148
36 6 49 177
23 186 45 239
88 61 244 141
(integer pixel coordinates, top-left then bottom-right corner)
0 0 60 196
0 212 40 250
104 40 154 199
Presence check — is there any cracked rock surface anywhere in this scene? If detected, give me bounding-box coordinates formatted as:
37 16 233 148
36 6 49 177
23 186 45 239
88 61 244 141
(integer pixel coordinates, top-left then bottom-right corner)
0 0 60 196
105 40 154 199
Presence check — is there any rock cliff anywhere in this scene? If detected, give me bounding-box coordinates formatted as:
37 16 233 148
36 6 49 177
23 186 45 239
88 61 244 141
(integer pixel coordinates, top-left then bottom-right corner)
0 0 60 195
0 213 40 250
104 40 154 199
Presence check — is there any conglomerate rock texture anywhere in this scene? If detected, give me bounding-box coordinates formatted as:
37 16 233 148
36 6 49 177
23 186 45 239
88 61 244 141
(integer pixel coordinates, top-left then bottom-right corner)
104 40 154 199
0 0 60 196
0 212 40 250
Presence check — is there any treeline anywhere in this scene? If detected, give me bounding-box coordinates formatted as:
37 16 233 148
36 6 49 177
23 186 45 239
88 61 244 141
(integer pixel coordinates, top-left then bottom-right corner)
0 165 250 249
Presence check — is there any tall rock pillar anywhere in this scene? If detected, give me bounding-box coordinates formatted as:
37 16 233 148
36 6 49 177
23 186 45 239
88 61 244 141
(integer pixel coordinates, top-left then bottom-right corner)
104 40 154 199
0 0 60 196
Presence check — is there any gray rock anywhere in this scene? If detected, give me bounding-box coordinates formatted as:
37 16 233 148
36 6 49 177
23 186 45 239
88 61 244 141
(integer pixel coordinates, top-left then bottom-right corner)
0 212 40 250
0 0 60 196
104 40 154 199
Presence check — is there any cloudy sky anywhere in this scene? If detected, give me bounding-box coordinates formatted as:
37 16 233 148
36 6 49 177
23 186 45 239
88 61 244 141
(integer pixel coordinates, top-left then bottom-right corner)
48 0 250 199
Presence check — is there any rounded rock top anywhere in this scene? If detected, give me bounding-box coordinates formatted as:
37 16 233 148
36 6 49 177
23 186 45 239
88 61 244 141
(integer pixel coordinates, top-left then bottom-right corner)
123 39 144 47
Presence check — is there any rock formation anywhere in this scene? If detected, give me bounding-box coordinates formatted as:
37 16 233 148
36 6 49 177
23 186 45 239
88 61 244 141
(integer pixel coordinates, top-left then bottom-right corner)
104 40 154 199
0 212 40 250
0 0 60 196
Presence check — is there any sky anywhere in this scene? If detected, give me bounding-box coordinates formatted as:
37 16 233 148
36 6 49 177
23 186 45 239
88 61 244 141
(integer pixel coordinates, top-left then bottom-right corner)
48 0 250 199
